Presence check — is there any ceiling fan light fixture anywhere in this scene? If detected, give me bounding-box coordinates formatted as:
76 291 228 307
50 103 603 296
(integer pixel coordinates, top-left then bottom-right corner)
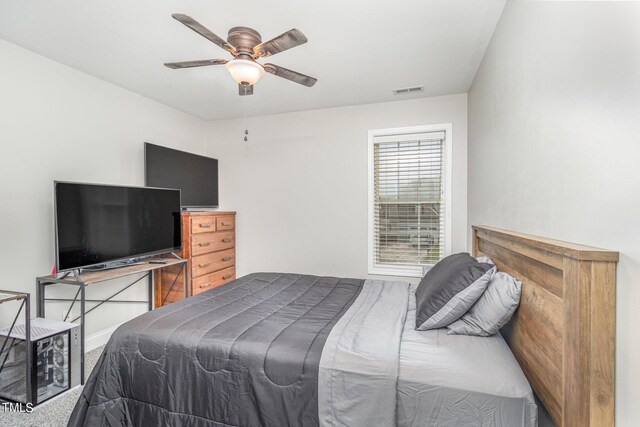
225 59 265 86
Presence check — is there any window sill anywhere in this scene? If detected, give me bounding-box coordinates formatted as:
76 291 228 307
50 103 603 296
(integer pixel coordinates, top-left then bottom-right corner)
368 265 425 278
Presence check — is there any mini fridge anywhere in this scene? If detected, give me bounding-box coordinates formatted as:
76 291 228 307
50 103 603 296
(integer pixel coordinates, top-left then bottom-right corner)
0 318 80 405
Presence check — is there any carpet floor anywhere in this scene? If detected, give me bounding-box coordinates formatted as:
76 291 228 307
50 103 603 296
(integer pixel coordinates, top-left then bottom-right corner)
0 345 104 427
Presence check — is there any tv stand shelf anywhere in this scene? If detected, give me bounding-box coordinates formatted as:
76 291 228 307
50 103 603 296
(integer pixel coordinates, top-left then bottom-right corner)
36 256 189 385
66 258 187 285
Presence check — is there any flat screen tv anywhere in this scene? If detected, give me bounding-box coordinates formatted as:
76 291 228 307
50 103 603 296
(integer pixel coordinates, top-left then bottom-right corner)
54 182 181 272
144 143 219 209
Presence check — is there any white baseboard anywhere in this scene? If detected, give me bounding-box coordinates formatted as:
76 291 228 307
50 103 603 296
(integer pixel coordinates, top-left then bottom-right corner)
85 324 121 352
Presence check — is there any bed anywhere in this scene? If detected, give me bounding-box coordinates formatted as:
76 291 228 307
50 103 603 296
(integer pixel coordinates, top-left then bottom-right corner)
69 227 618 427
396 283 536 426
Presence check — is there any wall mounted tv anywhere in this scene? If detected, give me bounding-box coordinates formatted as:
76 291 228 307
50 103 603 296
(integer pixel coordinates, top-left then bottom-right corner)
144 143 219 209
55 182 181 272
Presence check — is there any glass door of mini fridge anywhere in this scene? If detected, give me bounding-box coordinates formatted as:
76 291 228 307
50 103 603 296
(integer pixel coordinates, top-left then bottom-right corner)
34 331 70 404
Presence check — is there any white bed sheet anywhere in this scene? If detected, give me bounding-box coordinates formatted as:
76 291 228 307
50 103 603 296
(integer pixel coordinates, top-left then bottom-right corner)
397 283 537 427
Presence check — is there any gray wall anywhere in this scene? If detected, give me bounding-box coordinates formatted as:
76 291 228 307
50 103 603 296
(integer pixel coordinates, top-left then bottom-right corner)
206 94 468 282
468 2 640 425
0 39 206 337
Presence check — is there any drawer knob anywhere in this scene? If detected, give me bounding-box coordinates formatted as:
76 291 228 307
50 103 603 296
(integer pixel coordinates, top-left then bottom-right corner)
199 282 212 289
222 275 233 280
222 238 232 243
222 222 231 226
222 257 233 262
199 242 211 247
199 223 212 228
198 263 211 268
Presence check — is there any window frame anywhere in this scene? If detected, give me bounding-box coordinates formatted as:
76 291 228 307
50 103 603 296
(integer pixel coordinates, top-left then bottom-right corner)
367 124 453 277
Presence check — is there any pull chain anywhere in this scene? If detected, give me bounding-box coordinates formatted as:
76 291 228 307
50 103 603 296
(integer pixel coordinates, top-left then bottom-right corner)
242 87 249 143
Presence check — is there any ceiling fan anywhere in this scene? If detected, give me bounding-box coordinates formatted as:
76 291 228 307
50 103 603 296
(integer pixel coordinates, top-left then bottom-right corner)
165 14 317 96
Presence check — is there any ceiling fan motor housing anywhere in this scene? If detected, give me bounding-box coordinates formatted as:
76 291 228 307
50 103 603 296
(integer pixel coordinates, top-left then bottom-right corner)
227 27 262 56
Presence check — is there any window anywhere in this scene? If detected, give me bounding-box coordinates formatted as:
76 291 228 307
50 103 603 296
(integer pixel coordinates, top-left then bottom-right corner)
368 125 452 277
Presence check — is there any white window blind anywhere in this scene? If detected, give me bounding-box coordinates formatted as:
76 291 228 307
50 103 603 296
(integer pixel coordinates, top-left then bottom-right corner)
372 131 446 272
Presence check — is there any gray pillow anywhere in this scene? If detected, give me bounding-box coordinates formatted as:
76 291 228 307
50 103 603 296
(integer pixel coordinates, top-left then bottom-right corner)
415 253 495 331
476 256 494 265
447 271 522 337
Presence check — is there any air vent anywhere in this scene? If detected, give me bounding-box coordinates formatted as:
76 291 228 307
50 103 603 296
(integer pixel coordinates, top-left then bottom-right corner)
392 86 424 95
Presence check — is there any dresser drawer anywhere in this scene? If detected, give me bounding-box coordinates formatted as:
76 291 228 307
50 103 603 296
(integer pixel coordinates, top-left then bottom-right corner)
192 267 236 295
191 231 235 256
191 216 216 234
216 216 235 231
192 248 235 278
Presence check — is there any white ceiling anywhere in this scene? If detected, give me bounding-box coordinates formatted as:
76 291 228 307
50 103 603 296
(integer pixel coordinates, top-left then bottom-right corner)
0 0 505 121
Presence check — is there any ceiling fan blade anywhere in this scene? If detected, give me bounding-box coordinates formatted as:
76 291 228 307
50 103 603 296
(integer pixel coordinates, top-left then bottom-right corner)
253 29 308 58
172 14 237 55
264 63 317 87
164 59 227 69
239 84 254 96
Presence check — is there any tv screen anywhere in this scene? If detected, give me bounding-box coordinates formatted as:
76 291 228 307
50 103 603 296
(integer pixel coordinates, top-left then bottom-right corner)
144 143 219 208
55 182 181 271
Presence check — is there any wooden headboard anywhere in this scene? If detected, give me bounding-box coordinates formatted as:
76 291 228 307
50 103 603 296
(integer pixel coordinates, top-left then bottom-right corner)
472 226 618 427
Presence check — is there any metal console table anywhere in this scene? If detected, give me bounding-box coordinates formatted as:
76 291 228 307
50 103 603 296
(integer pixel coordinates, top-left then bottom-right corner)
35 257 189 384
0 291 32 404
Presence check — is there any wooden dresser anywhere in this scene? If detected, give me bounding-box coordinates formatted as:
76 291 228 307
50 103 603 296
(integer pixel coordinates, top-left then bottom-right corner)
154 211 236 307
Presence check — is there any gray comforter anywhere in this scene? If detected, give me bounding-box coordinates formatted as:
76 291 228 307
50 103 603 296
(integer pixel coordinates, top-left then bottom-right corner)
319 279 410 426
68 273 363 427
